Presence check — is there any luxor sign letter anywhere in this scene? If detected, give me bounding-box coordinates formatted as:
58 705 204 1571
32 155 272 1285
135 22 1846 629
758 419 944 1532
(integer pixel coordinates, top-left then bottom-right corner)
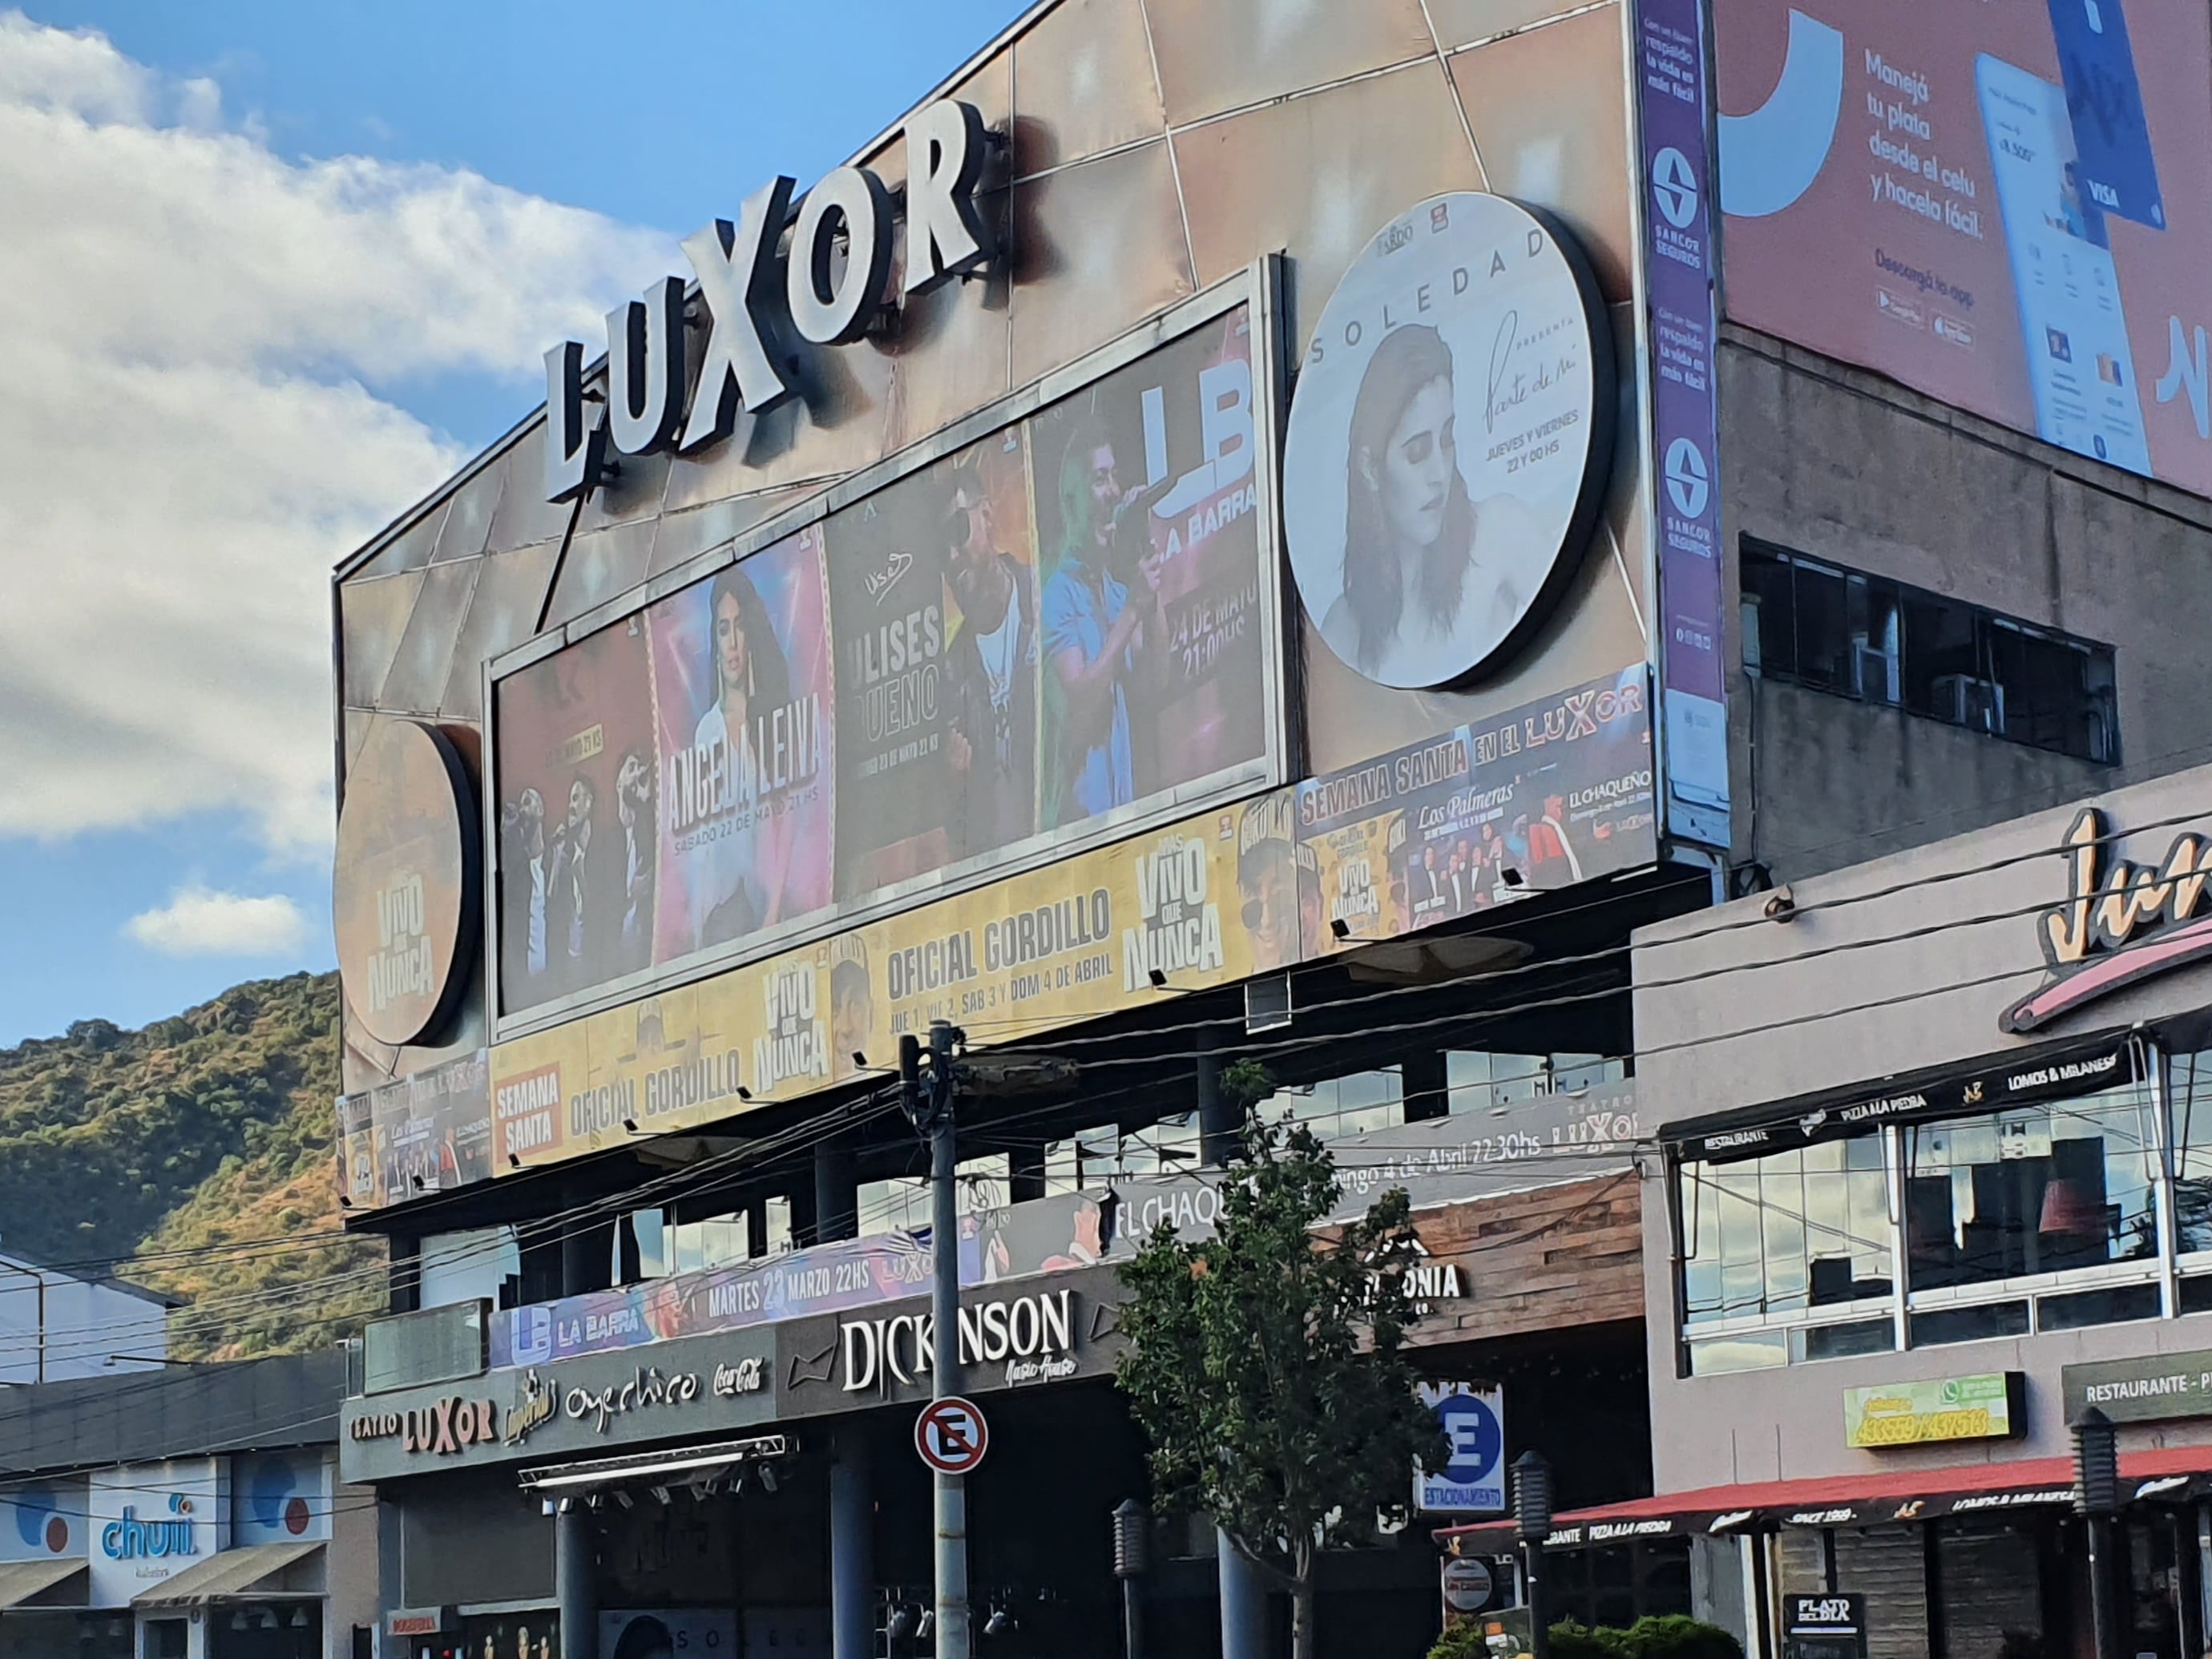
546 99 998 503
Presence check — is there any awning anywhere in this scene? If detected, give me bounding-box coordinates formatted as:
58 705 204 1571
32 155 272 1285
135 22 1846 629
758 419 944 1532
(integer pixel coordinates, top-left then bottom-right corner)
132 1541 323 1606
0 1557 87 1608
1437 1445 2212 1555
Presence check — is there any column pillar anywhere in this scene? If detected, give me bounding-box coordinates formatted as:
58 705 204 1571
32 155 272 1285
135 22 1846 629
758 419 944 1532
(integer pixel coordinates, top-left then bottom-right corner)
830 1430 875 1659
555 1501 596 1659
816 1141 859 1244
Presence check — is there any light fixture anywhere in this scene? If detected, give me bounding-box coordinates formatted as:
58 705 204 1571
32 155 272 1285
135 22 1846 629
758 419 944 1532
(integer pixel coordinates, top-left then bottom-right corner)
736 1086 753 1100
623 1118 641 1134
689 1483 712 1504
1147 967 1167 988
337 1196 353 1209
758 1463 779 1494
851 1050 869 1068
1500 866 1524 889
1763 886 1798 924
1330 918 1351 940
650 1486 671 1506
916 1612 935 1640
983 1609 1012 1637
231 1613 250 1632
509 1152 523 1169
411 1174 426 1191
289 1609 310 1629
886 1608 918 1641
556 1496 575 1514
612 1490 634 1510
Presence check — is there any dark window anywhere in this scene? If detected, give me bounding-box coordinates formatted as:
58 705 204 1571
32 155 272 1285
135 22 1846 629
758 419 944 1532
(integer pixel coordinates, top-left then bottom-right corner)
1742 539 2118 764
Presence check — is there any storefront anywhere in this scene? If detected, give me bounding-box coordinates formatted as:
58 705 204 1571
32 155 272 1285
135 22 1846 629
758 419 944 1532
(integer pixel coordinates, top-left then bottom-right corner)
346 1097 1665 1658
0 1436 371 1659
1621 762 2212 1657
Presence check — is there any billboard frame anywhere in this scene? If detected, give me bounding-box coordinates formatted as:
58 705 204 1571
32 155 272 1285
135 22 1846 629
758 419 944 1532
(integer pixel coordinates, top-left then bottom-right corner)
482 258 1295 1045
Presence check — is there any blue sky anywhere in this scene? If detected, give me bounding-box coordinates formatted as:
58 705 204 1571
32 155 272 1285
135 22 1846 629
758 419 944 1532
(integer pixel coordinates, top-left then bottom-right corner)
0 0 1030 1043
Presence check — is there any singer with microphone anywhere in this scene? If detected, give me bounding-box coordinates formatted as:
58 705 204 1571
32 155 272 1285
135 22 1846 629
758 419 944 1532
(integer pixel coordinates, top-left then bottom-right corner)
1041 417 1169 825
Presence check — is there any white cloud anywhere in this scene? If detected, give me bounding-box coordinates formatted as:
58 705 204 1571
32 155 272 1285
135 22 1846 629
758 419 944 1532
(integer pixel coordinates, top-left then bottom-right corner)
0 12 678 858
125 886 312 957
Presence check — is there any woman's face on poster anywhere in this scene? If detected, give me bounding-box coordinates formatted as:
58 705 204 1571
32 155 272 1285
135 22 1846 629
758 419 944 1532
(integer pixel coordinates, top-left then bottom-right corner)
1371 373 1455 552
715 591 749 692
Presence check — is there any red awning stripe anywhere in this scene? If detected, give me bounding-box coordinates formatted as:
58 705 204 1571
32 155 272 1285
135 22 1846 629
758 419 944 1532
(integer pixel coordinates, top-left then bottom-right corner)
1436 1446 2212 1554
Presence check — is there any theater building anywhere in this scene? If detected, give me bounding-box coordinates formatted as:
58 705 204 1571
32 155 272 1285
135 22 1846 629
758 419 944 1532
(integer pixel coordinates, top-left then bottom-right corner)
327 0 2212 1655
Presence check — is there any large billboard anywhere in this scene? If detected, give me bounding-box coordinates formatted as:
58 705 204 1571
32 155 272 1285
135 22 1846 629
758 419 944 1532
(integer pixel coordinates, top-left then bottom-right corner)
491 299 1278 1026
346 672 1655 1208
1714 0 2212 493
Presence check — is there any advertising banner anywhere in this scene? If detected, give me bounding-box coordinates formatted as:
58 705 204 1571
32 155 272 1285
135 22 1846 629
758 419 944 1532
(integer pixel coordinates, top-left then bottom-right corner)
1298 670 1656 951
490 304 1275 1026
487 1232 934 1368
1282 193 1615 691
1714 0 2212 494
1842 1373 2021 1447
337 1050 494 1211
487 786 1302 1166
645 527 837 967
1635 0 1731 850
88 1460 227 1608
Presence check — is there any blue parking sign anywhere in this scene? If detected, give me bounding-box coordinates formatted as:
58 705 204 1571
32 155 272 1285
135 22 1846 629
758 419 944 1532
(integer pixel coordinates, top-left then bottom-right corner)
1415 1384 1505 1513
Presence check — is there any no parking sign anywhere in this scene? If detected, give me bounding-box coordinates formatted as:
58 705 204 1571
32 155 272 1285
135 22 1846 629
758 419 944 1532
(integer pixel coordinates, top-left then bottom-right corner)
1414 1383 1505 1513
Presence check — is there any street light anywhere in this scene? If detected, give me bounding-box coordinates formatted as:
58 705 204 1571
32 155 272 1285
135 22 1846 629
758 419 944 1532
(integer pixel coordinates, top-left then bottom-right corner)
1112 1500 1148 1659
2073 1407 2121 1659
1513 1451 1554 1659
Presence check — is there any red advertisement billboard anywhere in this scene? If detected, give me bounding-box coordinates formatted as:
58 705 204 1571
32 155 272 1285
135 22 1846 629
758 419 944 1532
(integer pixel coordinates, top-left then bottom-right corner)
1715 0 2212 493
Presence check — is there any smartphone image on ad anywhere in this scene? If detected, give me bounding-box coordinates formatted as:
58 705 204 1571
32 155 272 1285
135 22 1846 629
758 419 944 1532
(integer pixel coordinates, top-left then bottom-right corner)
1976 53 2151 475
2044 0 2166 228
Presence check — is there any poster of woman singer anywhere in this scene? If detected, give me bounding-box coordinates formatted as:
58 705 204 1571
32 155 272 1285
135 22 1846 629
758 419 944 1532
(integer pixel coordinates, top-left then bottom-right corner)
1282 192 1614 692
644 527 835 963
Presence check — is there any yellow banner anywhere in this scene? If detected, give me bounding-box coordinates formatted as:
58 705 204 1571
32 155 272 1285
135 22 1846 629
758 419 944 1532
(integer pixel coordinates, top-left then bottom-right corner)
490 792 1303 1169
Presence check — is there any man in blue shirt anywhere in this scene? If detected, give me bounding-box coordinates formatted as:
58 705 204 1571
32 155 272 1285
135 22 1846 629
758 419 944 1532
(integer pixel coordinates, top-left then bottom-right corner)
1042 418 1164 823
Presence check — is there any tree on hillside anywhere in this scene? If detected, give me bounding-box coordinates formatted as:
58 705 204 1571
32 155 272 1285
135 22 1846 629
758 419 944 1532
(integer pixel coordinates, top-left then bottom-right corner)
1114 1064 1447 1659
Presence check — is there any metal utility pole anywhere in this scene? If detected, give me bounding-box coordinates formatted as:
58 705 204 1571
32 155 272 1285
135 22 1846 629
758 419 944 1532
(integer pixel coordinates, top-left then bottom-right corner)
906 1022 972 1659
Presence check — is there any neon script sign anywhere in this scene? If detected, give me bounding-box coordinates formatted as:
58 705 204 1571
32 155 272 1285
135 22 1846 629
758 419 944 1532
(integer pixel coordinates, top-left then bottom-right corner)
2000 808 2212 1033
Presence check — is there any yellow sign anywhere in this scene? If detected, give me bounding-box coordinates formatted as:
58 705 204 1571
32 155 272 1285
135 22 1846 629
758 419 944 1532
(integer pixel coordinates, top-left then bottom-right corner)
1843 1374 2017 1448
489 793 1302 1169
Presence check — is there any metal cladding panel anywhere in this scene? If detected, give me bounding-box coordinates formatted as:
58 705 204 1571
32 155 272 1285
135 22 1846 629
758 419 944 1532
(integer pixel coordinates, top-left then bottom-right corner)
1451 3 1636 304
352 505 444 581
1010 0 1166 171
1007 141 1195 390
1169 61 1485 346
437 543 563 722
430 466 503 564
339 571 426 709
1425 0 1596 52
378 559 482 718
1143 0 1435 127
540 521 656 636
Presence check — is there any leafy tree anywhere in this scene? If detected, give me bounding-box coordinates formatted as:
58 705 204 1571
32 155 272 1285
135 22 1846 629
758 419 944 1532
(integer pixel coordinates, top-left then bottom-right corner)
1115 1072 1447 1659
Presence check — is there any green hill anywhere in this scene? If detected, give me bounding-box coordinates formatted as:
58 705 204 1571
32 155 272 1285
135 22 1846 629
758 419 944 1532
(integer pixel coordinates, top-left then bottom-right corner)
0 970 384 1360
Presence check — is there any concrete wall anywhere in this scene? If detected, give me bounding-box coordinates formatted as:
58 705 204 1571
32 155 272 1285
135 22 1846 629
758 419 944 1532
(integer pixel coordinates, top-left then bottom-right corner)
1632 760 2212 1493
1718 325 2212 881
0 1350 345 1475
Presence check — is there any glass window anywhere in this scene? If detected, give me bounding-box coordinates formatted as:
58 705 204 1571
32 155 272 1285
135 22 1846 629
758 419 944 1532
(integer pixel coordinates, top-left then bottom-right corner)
1262 1067 1403 1141
2169 1049 2212 1255
1903 1084 2156 1290
1740 540 2117 763
418 1225 520 1310
1681 1133 1891 1325
1741 539 1796 680
858 1153 1010 1237
1685 1329 1788 1376
1447 1051 1626 1116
